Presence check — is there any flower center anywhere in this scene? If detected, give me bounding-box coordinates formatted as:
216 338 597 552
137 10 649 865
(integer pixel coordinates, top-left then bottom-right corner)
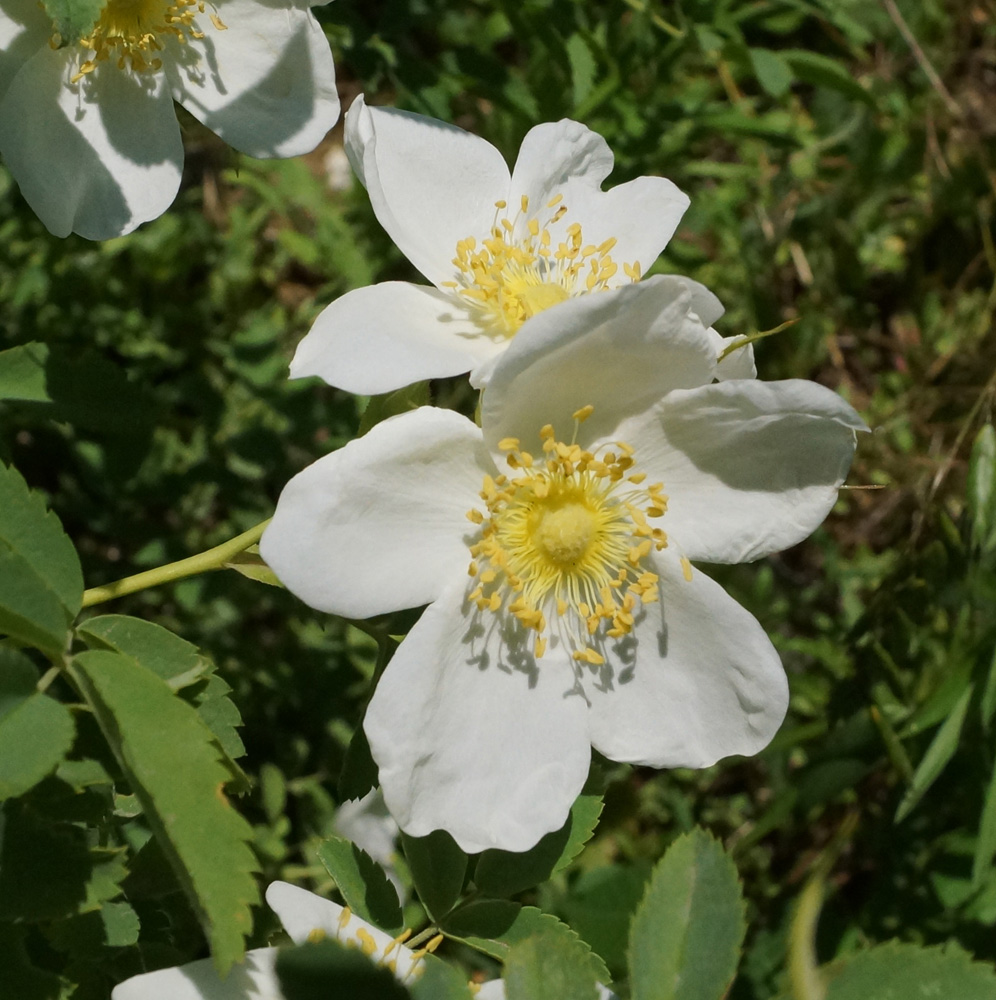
443 194 640 339
467 406 668 664
63 0 226 82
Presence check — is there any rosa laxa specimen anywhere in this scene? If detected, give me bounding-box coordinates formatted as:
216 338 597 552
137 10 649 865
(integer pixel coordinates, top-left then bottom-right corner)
0 0 339 239
289 96 690 392
262 276 867 854
112 881 431 998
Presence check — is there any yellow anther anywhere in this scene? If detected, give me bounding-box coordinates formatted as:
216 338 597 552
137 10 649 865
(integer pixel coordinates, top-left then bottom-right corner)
598 237 618 254
307 928 327 943
498 437 520 451
467 508 484 524
338 907 352 930
495 200 507 209
209 12 226 28
681 556 693 582
356 927 378 956
521 195 529 213
572 404 595 422
547 193 564 207
535 637 547 658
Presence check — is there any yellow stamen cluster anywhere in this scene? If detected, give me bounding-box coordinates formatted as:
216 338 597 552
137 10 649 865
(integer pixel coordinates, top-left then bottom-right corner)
305 907 443 983
442 193 640 339
65 0 225 83
467 406 668 664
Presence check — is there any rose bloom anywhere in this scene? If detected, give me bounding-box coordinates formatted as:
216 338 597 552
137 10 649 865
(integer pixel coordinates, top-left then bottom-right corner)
289 96 691 392
0 0 339 238
261 276 866 854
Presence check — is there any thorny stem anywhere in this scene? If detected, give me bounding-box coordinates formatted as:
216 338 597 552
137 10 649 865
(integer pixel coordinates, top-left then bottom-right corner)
80 519 271 609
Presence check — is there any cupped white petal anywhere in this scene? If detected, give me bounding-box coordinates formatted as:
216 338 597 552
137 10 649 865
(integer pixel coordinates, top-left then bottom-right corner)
0 53 182 239
585 549 787 768
343 96 510 288
290 282 503 393
365 579 591 854
619 378 867 564
477 981 618 1000
260 408 491 619
111 948 280 1000
265 882 421 981
507 120 688 280
481 276 716 453
166 0 339 158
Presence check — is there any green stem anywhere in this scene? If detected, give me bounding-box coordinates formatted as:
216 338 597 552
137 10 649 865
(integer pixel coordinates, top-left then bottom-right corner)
788 871 827 1000
406 924 440 950
81 518 271 609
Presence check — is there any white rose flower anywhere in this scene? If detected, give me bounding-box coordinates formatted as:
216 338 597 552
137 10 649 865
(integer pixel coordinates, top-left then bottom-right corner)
0 0 339 239
261 276 867 854
111 881 431 998
289 96 690 392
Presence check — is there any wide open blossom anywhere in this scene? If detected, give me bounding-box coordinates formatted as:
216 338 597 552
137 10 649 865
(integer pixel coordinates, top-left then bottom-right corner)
112 881 431 998
0 0 339 239
289 96 690 392
261 276 867 854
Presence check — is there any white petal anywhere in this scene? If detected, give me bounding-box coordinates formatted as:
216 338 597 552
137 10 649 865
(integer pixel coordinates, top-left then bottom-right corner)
0 0 48 99
260 408 490 619
343 96 510 288
508 120 687 281
478 980 617 999
623 378 866 563
711 330 757 380
334 789 399 867
365 579 591 854
481 276 715 452
265 882 422 981
0 53 182 239
167 0 339 158
586 550 788 768
290 282 503 393
111 948 280 1000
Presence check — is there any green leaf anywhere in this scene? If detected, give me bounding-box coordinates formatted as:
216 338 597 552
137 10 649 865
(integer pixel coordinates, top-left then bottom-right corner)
968 424 996 552
0 648 74 800
71 649 259 975
562 864 652 978
275 938 410 1000
566 33 597 107
401 830 467 921
317 835 403 934
338 724 379 802
441 902 611 985
0 923 63 999
823 942 996 1000
78 615 208 691
475 793 603 898
504 928 600 1000
974 741 996 887
782 49 875 105
0 463 83 655
189 671 247 764
40 0 105 44
0 343 50 402
359 382 431 436
895 683 973 823
408 954 475 1000
0 802 126 921
628 829 746 1000
748 47 794 97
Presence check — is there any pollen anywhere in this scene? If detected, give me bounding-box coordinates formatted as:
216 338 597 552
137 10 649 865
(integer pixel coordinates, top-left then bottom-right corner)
467 407 668 663
449 194 640 339
65 0 221 82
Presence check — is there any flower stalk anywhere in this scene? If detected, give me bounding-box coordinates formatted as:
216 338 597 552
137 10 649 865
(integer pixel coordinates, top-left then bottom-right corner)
81 519 271 609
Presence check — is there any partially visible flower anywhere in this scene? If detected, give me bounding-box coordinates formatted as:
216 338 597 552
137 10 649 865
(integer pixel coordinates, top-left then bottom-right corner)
0 0 339 239
111 881 429 999
261 275 867 854
334 787 405 900
289 96 690 392
476 981 617 999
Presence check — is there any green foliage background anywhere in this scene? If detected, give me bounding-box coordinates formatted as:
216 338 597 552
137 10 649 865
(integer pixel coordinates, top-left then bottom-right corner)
2 0 996 996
